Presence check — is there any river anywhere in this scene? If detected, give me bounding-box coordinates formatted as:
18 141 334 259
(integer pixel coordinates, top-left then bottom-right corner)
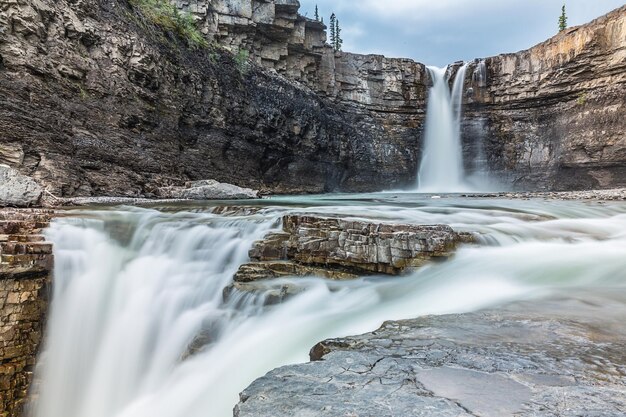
27 193 626 417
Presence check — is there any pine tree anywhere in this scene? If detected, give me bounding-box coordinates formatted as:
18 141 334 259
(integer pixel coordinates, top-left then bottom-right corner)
558 4 567 32
335 19 343 51
329 13 336 48
314 5 319 21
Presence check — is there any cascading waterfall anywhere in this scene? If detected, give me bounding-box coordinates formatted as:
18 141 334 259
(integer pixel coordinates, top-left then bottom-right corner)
418 64 469 192
28 197 626 417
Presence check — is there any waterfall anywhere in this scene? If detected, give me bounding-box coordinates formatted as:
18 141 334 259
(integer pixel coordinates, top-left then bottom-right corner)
417 63 469 192
28 200 626 417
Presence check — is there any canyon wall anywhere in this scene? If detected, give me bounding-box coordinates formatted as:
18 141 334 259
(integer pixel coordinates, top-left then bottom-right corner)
0 0 624 197
463 6 626 190
0 0 426 197
0 210 52 417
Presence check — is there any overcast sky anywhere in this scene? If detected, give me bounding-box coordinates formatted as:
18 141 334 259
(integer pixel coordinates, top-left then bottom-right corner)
299 0 625 66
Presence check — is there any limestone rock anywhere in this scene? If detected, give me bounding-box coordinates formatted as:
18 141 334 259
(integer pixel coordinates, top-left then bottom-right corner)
156 180 258 200
0 208 53 416
235 215 470 282
235 295 626 417
0 165 43 207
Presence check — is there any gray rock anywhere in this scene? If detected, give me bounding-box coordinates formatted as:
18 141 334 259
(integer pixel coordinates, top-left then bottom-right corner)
157 180 258 200
236 294 626 417
237 215 471 281
0 165 43 207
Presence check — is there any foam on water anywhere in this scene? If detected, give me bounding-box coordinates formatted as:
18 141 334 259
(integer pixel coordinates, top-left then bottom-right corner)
28 196 626 417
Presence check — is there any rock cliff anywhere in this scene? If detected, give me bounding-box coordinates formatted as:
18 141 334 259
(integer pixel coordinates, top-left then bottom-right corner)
463 6 626 190
0 209 53 417
0 0 623 197
0 0 425 198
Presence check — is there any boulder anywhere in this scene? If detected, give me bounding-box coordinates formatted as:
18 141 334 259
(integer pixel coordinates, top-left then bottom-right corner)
0 165 43 207
157 180 258 200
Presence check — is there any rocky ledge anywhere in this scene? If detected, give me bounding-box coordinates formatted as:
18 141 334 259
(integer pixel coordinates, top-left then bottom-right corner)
235 294 626 417
234 215 472 285
0 209 54 417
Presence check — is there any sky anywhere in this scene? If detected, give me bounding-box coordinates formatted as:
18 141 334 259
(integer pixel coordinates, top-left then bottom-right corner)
298 0 625 66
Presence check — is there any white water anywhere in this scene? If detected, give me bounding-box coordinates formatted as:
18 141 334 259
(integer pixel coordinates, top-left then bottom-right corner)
418 64 469 192
29 196 626 417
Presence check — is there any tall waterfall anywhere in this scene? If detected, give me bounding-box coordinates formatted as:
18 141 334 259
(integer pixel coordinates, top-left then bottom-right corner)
417 64 469 192
28 198 626 417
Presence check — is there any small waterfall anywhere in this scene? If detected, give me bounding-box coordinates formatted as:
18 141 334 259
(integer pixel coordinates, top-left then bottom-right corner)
27 200 626 417
417 63 469 192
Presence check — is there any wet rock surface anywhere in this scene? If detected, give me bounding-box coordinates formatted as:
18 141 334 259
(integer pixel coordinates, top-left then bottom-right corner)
236 294 626 417
234 215 470 282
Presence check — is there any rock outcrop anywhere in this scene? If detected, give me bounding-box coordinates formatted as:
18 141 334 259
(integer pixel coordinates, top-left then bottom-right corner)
234 215 470 284
235 295 626 417
0 209 53 417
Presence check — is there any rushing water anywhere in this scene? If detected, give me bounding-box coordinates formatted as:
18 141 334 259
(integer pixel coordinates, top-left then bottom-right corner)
418 65 469 192
29 194 626 417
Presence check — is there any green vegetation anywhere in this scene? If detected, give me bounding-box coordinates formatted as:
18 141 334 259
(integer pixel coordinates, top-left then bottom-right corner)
328 13 343 51
334 19 343 51
129 0 208 48
558 4 568 32
577 92 587 106
234 48 250 73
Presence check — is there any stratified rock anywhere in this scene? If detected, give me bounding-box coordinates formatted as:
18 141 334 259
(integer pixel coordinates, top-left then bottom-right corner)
235 215 470 282
0 208 53 416
157 180 258 200
235 296 626 417
0 165 43 207
462 7 626 190
234 261 359 283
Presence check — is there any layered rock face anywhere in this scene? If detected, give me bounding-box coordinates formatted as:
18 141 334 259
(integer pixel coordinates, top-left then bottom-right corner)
462 6 626 190
0 0 425 198
0 0 623 198
234 215 468 284
0 210 53 417
236 295 626 417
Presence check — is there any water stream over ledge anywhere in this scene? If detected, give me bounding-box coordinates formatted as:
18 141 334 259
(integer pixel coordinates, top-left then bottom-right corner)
28 194 626 417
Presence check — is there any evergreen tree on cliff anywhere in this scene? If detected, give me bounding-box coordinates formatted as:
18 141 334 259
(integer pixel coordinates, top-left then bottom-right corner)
314 5 319 21
335 19 343 51
329 13 336 48
559 5 568 32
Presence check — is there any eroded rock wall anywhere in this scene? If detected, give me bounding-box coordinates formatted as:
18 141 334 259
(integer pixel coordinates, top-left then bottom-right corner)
0 0 623 197
462 6 626 190
0 0 425 197
0 210 53 417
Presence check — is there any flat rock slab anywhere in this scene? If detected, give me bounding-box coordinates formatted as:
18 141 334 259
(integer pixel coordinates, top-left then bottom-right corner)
235 215 472 282
235 294 626 417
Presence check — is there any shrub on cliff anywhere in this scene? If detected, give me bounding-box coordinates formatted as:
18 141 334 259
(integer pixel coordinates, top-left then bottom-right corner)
129 0 208 48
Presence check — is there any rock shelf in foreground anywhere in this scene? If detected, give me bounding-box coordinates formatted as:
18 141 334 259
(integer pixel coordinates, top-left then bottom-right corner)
235 295 626 417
